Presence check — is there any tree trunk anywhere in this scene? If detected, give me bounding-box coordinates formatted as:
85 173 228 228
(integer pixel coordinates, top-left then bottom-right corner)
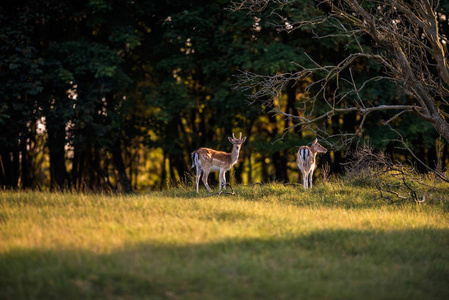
0 147 20 188
272 151 288 182
47 122 69 191
20 136 32 189
285 80 299 130
71 146 86 191
171 151 188 183
112 142 133 194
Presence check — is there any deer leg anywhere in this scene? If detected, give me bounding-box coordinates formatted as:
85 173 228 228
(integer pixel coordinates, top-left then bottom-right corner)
309 169 314 189
306 173 310 189
195 166 202 193
309 165 315 188
202 170 212 192
222 170 227 190
302 171 308 189
218 169 223 192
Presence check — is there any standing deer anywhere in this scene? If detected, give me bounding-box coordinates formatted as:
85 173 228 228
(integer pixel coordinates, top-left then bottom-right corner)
296 139 327 189
191 132 247 193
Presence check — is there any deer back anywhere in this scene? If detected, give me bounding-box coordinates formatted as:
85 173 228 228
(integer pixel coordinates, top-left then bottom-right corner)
194 148 233 167
297 146 315 171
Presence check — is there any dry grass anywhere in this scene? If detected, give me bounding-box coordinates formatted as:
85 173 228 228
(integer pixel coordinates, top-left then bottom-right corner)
1 182 448 299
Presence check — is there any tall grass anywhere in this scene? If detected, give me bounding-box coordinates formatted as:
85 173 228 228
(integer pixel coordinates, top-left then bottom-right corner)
1 181 448 299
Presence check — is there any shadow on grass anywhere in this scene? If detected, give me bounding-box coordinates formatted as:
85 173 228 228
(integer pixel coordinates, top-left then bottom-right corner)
1 228 449 300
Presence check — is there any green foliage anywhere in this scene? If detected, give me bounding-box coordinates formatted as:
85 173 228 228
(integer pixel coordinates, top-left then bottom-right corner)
1 0 447 191
89 0 112 13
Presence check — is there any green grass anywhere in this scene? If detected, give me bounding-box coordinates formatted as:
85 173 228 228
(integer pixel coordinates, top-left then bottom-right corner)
1 182 449 299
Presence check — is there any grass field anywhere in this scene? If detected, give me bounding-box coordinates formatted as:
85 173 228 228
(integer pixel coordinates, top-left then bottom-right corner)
1 181 449 299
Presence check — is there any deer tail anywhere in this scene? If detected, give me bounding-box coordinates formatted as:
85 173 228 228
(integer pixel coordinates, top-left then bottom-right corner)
299 148 309 164
191 152 198 169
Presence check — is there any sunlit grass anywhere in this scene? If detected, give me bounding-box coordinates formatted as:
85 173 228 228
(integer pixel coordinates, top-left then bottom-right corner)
1 182 448 299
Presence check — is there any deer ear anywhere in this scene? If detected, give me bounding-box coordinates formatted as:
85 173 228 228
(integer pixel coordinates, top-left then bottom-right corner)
242 137 247 143
228 137 234 143
313 138 318 144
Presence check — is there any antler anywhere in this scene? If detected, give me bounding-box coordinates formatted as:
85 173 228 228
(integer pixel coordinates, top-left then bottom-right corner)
231 132 245 142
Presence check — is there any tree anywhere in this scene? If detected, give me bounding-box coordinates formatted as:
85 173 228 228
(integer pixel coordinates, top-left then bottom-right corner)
232 0 449 150
0 2 48 189
143 0 314 185
4 0 446 190
0 0 142 192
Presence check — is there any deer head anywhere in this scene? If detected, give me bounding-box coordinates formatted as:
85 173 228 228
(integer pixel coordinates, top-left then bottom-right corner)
228 132 247 151
311 138 327 154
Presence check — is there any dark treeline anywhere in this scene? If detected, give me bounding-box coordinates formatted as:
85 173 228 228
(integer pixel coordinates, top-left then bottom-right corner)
1 0 447 192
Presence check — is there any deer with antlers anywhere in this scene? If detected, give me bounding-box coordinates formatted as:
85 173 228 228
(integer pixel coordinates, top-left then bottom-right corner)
296 139 327 189
191 132 247 193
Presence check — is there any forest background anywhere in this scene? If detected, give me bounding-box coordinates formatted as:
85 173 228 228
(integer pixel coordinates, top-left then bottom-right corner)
1 0 449 193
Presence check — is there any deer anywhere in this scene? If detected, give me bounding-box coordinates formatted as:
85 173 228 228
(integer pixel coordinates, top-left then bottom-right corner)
191 132 247 193
296 138 327 189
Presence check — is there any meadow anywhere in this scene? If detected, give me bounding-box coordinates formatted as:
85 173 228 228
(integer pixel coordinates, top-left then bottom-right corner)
1 181 449 299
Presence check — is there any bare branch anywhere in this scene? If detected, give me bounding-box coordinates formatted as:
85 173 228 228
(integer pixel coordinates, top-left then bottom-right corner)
203 183 237 197
389 127 449 183
232 0 449 144
344 145 442 203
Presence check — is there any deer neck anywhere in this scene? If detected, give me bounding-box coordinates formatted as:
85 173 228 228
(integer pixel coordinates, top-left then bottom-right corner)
307 147 318 163
230 145 241 165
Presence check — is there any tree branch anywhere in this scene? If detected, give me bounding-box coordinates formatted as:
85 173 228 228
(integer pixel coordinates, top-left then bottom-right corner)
231 0 449 144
